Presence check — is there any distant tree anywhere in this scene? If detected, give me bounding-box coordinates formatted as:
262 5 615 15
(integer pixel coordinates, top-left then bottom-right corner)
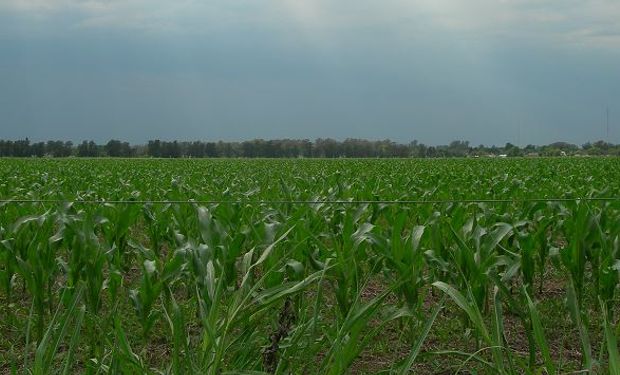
147 140 162 157
187 141 205 158
300 139 312 157
409 141 428 158
2 137 620 158
315 138 339 158
46 140 72 157
31 142 46 157
160 141 181 158
205 142 218 157
77 140 99 157
426 146 437 158
216 141 234 157
13 138 31 157
120 141 133 157
105 139 123 157
445 140 470 157
242 140 259 158
64 141 74 156
0 140 14 156
504 142 522 157
77 141 88 157
593 140 611 152
90 141 100 156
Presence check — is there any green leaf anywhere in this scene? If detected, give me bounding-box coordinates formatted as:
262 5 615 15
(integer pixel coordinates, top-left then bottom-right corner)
398 296 444 374
524 290 556 374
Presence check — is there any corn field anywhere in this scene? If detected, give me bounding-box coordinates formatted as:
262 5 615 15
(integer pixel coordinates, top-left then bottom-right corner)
1 158 620 374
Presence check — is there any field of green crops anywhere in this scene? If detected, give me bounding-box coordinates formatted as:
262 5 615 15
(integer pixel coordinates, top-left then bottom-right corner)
1 158 620 374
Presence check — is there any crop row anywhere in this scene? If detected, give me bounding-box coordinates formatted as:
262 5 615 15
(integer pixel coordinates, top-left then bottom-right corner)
1 158 620 373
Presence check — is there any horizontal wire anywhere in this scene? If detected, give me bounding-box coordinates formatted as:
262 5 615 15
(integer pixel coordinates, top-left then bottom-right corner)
0 197 619 205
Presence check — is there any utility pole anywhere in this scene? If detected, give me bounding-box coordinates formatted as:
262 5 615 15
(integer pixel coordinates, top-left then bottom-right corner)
607 106 610 141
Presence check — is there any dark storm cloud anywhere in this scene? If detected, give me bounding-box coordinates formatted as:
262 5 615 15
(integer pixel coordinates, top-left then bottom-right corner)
1 0 619 145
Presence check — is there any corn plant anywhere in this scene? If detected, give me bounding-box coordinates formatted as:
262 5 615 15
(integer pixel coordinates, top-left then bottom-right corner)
1 157 620 374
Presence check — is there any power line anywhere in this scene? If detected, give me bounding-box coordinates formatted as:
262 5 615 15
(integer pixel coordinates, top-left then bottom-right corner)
1 197 619 206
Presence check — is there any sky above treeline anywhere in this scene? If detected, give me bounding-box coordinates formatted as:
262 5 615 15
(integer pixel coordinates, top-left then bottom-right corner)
1 0 619 146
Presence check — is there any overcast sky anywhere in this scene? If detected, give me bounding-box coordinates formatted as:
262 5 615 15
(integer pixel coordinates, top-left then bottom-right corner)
1 0 619 145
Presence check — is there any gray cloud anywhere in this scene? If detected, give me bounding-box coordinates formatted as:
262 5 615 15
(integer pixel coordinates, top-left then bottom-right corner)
3 0 619 45
0 1 618 145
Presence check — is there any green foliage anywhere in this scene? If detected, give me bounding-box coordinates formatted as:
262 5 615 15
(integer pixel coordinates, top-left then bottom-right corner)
1 157 620 373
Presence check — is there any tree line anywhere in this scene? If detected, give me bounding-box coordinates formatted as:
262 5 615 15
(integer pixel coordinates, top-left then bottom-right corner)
0 138 619 158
